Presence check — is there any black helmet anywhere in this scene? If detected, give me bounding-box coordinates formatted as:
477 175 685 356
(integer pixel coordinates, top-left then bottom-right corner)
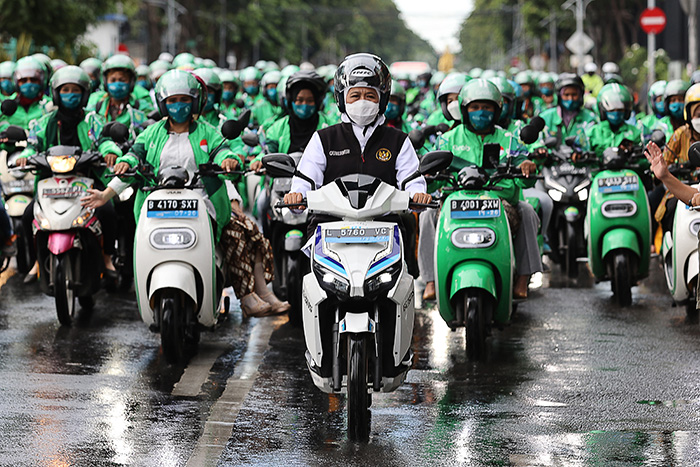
285 70 327 113
555 73 584 94
334 53 391 114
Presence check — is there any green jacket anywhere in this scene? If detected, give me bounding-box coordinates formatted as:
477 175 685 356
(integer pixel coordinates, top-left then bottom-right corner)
426 109 450 127
638 113 672 144
584 120 642 160
18 109 121 188
259 113 331 156
436 125 535 205
89 95 150 138
116 119 242 241
536 106 598 148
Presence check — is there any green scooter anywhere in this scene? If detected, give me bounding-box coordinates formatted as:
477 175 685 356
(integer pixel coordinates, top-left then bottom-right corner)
586 146 651 306
434 145 532 358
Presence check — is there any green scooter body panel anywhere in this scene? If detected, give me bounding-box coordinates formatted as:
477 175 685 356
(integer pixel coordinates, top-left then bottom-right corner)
586 168 651 280
435 191 514 325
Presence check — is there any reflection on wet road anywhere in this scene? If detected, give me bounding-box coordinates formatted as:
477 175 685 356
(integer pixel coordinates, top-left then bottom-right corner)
2 259 700 465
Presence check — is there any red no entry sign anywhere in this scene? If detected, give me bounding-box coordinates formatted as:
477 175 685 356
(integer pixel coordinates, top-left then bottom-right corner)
640 7 667 35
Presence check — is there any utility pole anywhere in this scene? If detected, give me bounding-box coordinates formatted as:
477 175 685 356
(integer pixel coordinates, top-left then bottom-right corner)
540 10 559 73
680 0 697 70
563 0 595 75
648 0 656 84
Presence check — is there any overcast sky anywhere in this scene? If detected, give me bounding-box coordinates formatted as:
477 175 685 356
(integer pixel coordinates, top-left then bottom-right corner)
395 0 475 54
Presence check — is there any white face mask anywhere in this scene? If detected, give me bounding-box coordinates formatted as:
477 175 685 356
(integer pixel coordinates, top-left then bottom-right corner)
447 100 461 121
345 99 380 126
692 118 700 134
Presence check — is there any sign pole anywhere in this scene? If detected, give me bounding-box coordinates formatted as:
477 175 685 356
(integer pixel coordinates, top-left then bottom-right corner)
648 0 655 85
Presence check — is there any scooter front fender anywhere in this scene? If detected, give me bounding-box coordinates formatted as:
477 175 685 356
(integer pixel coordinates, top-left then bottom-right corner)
147 262 198 313
449 261 498 302
601 228 640 261
47 232 75 255
687 250 699 291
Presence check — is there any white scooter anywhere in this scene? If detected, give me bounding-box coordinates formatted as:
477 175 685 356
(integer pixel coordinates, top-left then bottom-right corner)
27 146 106 325
126 121 244 364
662 142 700 316
263 150 451 441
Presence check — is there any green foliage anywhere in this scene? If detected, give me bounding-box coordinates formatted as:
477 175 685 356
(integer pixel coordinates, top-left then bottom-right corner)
620 44 670 90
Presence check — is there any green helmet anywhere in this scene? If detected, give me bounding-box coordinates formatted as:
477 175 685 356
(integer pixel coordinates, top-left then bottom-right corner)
260 70 281 88
276 75 289 107
135 65 149 78
514 70 534 86
172 52 196 70
149 59 171 83
0 61 15 80
102 54 136 91
14 56 46 89
459 78 502 131
536 73 555 86
240 66 262 83
281 64 301 79
31 53 53 87
193 67 222 94
50 65 90 108
468 67 483 79
430 71 446 87
155 69 204 118
218 69 239 85
480 69 497 80
597 83 633 120
263 61 280 73
79 57 102 75
648 80 667 113
489 76 515 102
201 58 217 69
664 79 690 102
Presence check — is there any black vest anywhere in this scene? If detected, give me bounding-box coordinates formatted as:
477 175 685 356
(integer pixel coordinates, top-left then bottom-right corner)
317 123 407 187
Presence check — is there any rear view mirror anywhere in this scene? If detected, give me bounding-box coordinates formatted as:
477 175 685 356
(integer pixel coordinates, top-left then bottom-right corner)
544 136 558 149
1 100 18 117
241 131 260 147
221 119 243 140
261 153 296 178
688 142 700 168
650 129 666 148
419 150 453 175
109 122 129 144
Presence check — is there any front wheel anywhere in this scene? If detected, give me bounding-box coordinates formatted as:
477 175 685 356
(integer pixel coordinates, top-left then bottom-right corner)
160 292 187 365
611 252 632 307
13 220 32 274
55 255 76 326
464 292 491 359
565 222 578 278
286 256 303 327
347 334 370 441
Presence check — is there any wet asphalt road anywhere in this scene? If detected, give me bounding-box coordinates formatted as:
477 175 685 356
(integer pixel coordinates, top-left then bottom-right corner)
2 258 700 466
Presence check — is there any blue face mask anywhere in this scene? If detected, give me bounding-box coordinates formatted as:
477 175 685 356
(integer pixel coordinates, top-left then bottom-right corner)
166 102 193 123
19 82 41 99
561 99 581 111
669 102 684 119
0 79 14 94
385 102 401 120
59 92 82 109
266 88 278 103
468 110 495 131
606 110 625 127
539 86 554 96
136 79 150 90
329 85 335 94
221 90 234 102
204 93 216 112
292 103 315 120
244 85 259 96
654 100 665 116
107 81 130 100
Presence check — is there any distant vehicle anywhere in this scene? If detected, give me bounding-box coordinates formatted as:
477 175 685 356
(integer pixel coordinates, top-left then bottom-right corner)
389 61 432 80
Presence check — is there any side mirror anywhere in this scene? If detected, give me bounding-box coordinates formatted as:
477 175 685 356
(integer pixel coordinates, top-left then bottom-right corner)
530 116 545 132
109 122 129 144
235 99 246 109
689 141 700 168
650 129 666 148
400 150 453 190
221 119 244 140
1 100 18 117
262 153 317 190
544 136 558 149
236 109 251 129
241 131 260 147
2 125 26 143
564 135 577 147
436 122 449 134
520 124 539 145
408 129 425 150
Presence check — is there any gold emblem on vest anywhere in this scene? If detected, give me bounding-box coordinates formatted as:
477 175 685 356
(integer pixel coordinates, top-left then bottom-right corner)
376 148 392 162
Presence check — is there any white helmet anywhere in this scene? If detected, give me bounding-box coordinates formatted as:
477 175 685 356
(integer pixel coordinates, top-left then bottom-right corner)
583 62 598 74
602 62 620 74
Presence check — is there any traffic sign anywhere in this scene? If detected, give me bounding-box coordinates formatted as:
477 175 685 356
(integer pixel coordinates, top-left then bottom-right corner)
565 31 594 55
640 7 667 35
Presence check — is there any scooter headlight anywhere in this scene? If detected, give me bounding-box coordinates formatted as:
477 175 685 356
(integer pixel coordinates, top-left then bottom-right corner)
545 175 567 193
577 188 588 201
689 219 700 237
313 261 351 299
71 208 93 227
548 189 563 202
35 210 50 230
451 228 496 249
149 227 196 249
601 200 637 218
47 155 77 173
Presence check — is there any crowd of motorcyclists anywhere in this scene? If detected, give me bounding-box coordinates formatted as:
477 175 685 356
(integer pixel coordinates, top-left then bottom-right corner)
2 49 700 324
